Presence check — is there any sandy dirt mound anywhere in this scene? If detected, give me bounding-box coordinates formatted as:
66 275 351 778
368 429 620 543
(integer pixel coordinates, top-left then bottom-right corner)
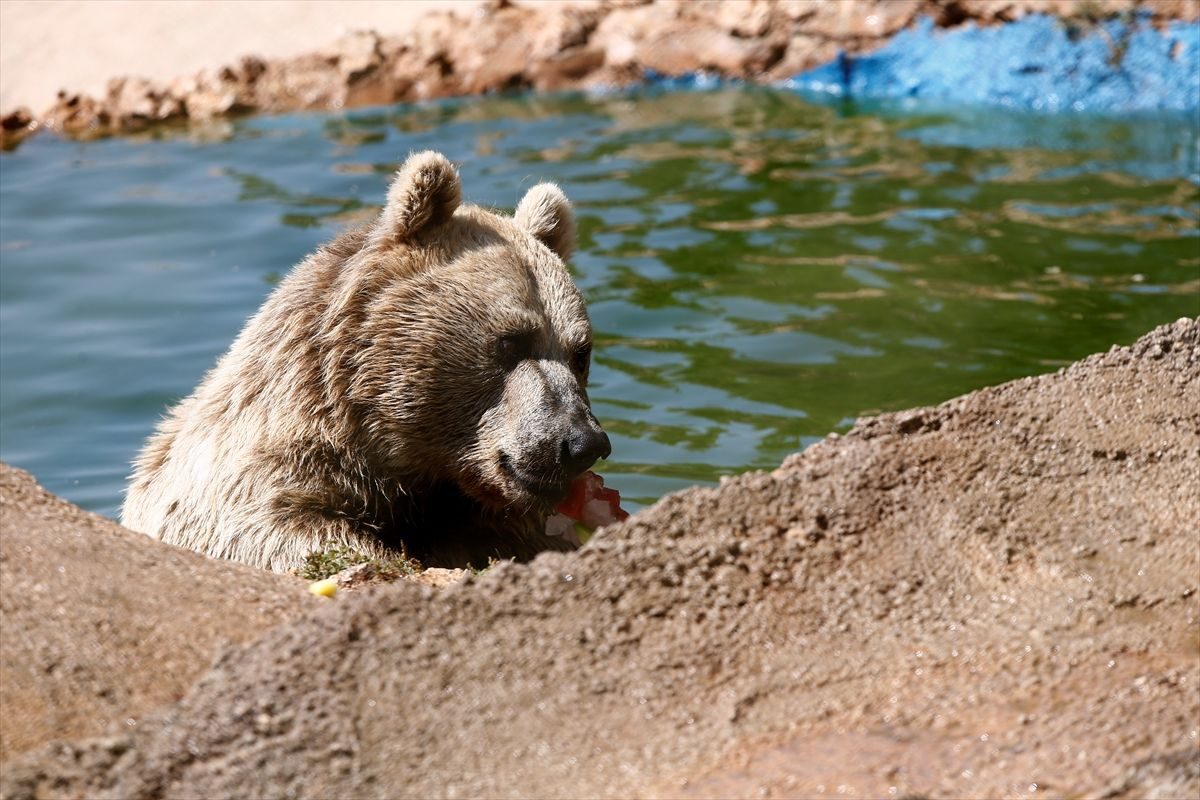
0 465 314 763
3 318 1198 799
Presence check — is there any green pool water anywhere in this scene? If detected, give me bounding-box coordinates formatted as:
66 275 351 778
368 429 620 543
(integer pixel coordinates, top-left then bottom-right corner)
1 88 1197 517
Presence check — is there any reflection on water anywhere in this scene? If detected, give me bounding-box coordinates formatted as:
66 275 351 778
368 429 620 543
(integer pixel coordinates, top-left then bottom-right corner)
1 88 1197 515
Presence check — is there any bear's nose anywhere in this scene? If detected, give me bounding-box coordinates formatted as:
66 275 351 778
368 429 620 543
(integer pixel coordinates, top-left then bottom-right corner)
561 426 611 475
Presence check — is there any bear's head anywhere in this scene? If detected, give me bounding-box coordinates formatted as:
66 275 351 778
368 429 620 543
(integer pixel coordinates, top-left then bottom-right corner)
333 151 610 517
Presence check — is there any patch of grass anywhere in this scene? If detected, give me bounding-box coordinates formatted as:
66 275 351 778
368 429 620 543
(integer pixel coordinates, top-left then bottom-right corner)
297 545 422 581
467 556 512 576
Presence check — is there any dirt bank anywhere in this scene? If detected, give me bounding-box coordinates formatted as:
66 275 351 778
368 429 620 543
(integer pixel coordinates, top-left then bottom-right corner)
0 465 314 763
4 0 1196 149
3 318 1196 799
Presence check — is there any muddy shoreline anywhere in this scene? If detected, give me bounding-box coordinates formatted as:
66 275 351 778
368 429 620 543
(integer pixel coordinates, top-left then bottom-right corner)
3 0 1197 149
2 318 1197 798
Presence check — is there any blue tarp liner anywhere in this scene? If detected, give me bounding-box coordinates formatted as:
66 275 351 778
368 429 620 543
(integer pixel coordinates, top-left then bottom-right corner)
788 14 1200 113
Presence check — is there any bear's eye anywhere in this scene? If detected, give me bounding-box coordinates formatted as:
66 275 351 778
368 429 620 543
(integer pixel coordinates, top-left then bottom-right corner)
571 343 592 376
497 331 536 369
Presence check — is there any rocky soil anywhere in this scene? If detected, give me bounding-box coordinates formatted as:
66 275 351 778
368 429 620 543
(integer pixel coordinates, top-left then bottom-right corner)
2 318 1196 799
0 465 313 763
0 466 470 765
3 0 1196 149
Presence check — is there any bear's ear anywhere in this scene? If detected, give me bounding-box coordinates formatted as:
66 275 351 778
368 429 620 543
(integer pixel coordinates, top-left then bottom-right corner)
377 151 461 242
514 183 575 261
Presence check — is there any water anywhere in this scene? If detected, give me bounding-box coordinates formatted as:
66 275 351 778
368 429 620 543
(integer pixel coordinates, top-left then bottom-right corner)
1 88 1197 518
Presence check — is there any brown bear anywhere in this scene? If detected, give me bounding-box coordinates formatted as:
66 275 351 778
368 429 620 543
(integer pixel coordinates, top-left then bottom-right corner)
121 151 611 572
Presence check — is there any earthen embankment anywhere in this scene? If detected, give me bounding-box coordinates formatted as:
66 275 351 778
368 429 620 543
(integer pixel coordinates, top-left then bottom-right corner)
3 318 1196 798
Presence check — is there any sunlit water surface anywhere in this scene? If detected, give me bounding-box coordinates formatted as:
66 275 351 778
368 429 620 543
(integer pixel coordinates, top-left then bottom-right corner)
1 88 1197 517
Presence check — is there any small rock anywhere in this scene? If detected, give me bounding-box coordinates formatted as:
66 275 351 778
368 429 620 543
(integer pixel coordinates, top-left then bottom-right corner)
332 562 385 589
411 568 469 588
327 31 383 80
711 0 775 37
0 106 37 149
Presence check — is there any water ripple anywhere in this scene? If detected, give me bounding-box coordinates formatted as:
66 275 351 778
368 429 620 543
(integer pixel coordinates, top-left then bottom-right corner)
1 88 1196 515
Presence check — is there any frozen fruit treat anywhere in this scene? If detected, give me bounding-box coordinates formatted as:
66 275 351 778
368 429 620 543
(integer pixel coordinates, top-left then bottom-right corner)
545 471 629 546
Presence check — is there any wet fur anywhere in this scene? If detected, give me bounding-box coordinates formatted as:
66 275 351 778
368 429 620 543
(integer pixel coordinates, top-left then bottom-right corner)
123 153 594 571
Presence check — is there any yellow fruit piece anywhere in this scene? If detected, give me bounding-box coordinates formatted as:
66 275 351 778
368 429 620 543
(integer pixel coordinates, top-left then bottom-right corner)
308 578 337 597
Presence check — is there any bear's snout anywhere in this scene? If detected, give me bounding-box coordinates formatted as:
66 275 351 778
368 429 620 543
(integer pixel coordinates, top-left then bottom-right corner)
494 406 610 507
486 356 612 507
561 422 611 476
